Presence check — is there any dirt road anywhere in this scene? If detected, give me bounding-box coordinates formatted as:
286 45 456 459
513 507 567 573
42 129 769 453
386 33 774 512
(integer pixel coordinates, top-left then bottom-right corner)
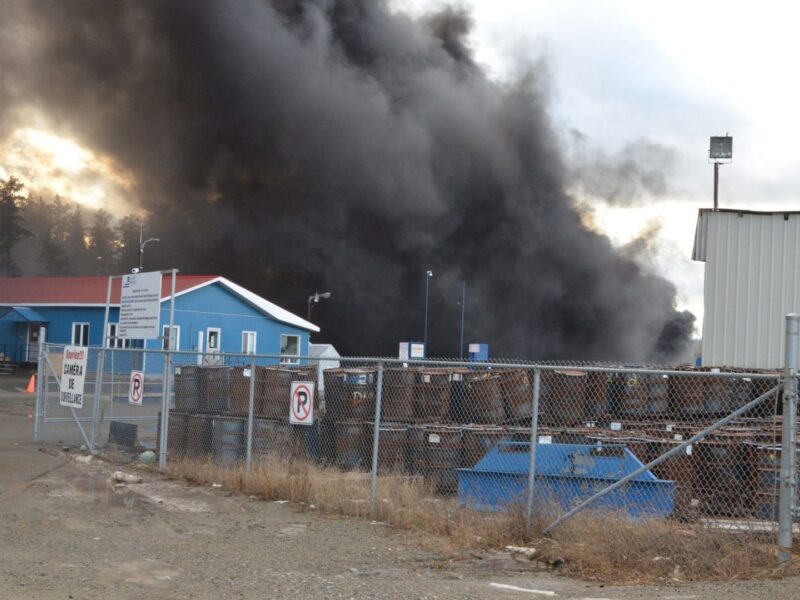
2 375 799 599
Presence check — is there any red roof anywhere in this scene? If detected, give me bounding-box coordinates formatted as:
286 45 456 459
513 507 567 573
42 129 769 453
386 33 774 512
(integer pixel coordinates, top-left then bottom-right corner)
0 275 219 305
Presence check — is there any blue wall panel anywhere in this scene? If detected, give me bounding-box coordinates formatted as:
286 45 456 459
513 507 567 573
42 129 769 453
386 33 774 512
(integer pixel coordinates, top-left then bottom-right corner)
1 282 310 373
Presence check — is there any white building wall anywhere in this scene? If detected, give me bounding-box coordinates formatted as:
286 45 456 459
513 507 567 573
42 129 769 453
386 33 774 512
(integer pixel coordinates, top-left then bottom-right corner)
698 210 800 369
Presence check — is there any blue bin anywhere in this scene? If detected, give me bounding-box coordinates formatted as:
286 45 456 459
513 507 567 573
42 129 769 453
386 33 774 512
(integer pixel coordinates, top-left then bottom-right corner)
457 442 674 518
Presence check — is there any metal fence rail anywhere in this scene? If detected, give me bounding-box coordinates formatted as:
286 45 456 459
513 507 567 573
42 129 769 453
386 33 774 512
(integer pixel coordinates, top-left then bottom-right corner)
36 322 798 566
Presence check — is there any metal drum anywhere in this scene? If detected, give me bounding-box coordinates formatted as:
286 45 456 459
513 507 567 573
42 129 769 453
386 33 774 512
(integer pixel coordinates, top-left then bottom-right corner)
254 418 288 457
159 411 189 460
448 368 471 424
376 423 409 474
212 416 245 466
499 369 532 422
409 425 462 495
584 371 611 420
382 368 415 422
199 366 232 414
335 420 370 470
461 425 507 468
465 372 504 424
259 367 294 419
174 366 203 413
186 414 213 458
648 374 670 417
540 370 588 426
324 369 376 421
414 369 451 422
607 372 648 420
669 373 707 419
228 366 255 415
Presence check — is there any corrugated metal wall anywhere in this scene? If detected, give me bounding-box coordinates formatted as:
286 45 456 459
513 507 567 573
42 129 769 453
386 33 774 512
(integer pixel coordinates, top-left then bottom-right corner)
699 210 800 369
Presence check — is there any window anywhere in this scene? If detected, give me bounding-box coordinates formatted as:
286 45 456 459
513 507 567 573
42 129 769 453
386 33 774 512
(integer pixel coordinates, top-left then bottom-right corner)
71 322 89 346
162 325 181 351
280 334 300 364
107 323 133 349
242 331 257 354
206 327 221 353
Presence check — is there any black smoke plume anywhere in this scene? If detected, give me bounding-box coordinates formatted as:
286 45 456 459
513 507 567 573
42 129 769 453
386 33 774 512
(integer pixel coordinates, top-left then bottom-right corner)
0 0 694 361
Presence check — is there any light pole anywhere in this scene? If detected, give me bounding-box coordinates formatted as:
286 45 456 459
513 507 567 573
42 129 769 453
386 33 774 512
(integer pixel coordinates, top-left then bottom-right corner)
308 291 331 322
459 280 466 359
423 270 433 353
709 134 733 211
139 223 160 271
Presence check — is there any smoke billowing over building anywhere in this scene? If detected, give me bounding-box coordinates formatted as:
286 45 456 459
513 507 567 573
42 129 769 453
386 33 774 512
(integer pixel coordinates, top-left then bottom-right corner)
0 0 694 360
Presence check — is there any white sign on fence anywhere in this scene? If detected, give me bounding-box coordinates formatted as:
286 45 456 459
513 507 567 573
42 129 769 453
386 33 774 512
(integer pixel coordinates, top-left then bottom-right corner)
59 345 88 408
128 370 145 405
289 381 315 426
118 271 162 340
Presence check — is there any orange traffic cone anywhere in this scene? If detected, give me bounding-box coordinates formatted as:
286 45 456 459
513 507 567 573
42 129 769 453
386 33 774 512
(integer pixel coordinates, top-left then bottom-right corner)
25 374 36 394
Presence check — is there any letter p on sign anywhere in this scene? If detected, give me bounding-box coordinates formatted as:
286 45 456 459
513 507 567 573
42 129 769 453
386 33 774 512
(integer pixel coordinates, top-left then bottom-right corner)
128 371 145 405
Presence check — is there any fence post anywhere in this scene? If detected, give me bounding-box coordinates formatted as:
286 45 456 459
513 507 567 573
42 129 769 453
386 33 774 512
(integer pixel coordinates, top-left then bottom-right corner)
370 363 385 519
779 314 799 563
33 328 46 443
525 368 541 539
246 356 256 472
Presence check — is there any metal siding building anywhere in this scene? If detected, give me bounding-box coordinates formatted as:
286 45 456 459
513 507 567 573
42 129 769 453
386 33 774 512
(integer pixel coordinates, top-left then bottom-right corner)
693 209 800 369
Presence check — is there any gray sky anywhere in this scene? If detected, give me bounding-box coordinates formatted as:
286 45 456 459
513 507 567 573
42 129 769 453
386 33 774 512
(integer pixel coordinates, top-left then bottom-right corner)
399 0 800 329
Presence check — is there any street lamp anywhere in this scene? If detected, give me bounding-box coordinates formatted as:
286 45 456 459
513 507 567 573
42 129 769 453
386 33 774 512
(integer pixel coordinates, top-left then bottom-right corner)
423 270 433 353
307 291 331 322
139 223 160 270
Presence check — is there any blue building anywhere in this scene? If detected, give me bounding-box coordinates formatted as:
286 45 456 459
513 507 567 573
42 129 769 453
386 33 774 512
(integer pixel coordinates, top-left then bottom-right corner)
0 275 318 371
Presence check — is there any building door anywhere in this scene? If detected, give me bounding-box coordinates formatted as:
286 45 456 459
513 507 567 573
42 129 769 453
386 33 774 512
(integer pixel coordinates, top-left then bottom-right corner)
203 327 222 366
26 324 41 363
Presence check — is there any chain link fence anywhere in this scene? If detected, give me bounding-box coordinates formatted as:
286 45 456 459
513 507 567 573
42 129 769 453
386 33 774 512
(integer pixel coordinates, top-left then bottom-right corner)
36 342 795 572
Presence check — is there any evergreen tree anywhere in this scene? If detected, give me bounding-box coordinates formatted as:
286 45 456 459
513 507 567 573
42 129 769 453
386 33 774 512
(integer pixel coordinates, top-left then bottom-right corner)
88 209 116 275
115 214 142 273
64 204 91 275
0 177 31 277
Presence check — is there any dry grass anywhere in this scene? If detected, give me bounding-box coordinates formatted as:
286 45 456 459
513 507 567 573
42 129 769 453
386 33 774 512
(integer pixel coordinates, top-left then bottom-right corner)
163 455 797 583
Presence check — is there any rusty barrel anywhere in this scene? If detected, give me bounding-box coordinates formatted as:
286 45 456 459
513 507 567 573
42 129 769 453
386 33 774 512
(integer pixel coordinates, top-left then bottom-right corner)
448 368 472 423
692 439 752 517
186 414 213 458
253 418 290 457
648 374 670 417
584 371 610 420
376 423 409 474
465 372 505 424
212 416 245 466
335 420 370 470
382 368 415 422
174 366 203 413
227 366 258 415
409 425 462 494
324 368 376 421
607 372 648 420
414 369 451 422
540 369 588 426
460 425 508 467
259 367 294 419
669 371 709 419
156 411 189 460
198 366 232 414
500 369 533 422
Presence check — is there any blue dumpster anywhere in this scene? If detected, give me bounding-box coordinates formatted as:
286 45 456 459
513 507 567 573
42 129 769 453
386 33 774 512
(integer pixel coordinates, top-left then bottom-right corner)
457 442 674 518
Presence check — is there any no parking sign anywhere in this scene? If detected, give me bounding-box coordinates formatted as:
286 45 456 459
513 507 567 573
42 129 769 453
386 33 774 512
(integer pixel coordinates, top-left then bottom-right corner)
128 371 145 405
289 381 315 425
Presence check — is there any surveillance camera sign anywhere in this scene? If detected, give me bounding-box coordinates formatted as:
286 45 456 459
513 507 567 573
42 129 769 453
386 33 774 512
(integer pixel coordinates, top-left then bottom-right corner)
118 271 162 340
60 346 88 408
289 381 315 425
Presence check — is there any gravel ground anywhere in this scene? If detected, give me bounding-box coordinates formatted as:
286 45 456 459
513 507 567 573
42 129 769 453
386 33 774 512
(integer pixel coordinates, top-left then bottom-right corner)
2 375 800 599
